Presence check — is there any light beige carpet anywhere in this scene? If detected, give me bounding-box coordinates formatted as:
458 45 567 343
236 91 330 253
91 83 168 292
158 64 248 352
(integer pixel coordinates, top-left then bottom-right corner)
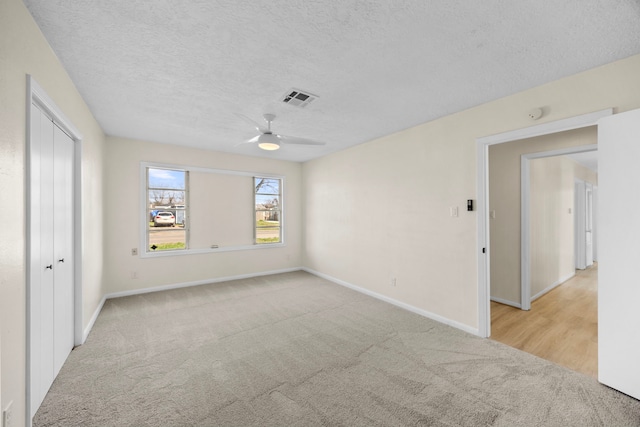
34 271 640 426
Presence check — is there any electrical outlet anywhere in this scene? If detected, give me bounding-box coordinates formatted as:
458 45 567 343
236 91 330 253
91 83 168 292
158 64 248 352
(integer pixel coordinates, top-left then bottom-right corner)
131 248 138 256
131 271 138 279
3 401 13 427
450 207 458 218
390 278 396 287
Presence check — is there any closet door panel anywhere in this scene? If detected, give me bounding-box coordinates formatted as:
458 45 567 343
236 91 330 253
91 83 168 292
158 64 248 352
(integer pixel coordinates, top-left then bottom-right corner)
29 88 78 419
38 108 56 403
53 124 75 376
29 102 44 412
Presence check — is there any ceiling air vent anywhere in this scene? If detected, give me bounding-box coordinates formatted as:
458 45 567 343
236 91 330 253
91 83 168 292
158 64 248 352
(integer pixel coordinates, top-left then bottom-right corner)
281 89 318 108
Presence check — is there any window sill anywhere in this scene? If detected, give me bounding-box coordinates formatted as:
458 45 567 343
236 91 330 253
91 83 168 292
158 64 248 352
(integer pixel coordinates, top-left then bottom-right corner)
140 242 286 258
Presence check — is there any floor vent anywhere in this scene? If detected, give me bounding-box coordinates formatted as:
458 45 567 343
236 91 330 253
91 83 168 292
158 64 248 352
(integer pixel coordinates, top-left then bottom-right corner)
281 89 318 108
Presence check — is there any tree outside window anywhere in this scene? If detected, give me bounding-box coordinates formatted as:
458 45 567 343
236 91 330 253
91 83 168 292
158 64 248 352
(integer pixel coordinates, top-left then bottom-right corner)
255 177 282 244
147 167 188 252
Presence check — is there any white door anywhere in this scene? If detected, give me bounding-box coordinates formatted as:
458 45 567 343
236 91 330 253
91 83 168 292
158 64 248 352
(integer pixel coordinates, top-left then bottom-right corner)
29 102 75 413
598 108 640 400
585 183 594 267
52 124 75 376
31 102 56 407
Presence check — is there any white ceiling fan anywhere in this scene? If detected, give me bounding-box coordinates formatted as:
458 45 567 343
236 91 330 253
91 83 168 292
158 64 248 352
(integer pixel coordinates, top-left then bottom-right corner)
237 113 326 151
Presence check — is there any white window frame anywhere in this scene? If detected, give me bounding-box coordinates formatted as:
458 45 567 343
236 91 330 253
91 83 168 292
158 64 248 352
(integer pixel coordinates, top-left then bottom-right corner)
254 176 283 245
139 162 285 258
145 165 189 254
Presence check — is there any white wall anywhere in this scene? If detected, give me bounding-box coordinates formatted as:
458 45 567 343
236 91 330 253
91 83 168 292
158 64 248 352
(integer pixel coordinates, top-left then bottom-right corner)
304 54 640 331
0 0 107 425
529 156 597 299
103 137 302 294
489 127 597 304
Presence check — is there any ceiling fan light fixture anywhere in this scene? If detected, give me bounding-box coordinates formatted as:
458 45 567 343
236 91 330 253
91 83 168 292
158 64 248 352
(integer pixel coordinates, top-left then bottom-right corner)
257 133 280 151
258 142 280 151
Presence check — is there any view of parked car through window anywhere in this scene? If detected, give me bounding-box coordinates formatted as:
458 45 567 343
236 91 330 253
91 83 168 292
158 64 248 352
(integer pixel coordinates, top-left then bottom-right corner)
144 167 283 254
153 211 176 227
147 167 187 252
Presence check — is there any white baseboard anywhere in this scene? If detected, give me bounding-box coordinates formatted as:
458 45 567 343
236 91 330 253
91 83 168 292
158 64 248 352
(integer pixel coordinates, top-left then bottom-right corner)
82 267 302 342
84 267 485 343
303 268 480 336
104 267 302 299
490 296 522 309
83 296 106 343
531 272 575 302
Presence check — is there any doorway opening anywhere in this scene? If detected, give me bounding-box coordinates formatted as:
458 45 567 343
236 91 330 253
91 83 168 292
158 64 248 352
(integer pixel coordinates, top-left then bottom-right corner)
475 109 611 379
490 146 599 377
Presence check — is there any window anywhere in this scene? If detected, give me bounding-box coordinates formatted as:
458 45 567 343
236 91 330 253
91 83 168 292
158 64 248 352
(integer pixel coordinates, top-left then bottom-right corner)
147 167 188 252
255 177 282 244
141 163 283 256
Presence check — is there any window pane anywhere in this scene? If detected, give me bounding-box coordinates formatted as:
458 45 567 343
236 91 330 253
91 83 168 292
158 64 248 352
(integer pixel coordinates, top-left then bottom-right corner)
149 168 185 189
254 176 282 245
148 207 185 229
256 218 280 227
149 229 186 251
148 190 186 207
255 194 280 210
255 177 279 194
146 167 188 253
256 227 280 244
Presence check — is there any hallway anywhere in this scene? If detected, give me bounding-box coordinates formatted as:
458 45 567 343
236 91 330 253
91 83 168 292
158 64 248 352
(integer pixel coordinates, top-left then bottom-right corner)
490 264 598 378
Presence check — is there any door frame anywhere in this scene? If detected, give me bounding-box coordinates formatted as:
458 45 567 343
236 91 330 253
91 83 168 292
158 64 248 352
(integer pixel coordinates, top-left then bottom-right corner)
575 179 587 270
26 75 83 421
520 145 597 310
585 181 594 268
592 185 599 262
475 108 611 338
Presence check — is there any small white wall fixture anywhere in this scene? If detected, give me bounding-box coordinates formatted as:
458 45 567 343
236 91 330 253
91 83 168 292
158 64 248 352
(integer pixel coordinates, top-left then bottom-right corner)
476 108 611 338
520 145 597 310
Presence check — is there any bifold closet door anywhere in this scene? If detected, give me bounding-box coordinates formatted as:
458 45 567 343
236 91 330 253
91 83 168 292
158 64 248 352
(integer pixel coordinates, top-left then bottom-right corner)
52 123 74 377
32 102 56 405
29 102 75 412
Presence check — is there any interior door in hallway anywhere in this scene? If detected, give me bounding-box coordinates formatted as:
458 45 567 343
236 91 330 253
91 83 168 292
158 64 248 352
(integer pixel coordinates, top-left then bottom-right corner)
598 108 640 400
29 102 75 415
575 179 587 270
585 182 594 267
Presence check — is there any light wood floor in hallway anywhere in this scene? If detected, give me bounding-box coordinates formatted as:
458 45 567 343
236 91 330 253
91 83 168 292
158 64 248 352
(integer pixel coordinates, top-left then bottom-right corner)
490 264 597 378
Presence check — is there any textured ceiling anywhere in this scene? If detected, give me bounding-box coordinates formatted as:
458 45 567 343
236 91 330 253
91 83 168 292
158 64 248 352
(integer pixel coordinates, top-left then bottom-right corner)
23 0 640 162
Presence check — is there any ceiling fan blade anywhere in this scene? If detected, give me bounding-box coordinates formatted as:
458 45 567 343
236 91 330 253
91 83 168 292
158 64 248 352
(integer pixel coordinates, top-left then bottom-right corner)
278 134 326 146
235 113 268 133
234 135 260 146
